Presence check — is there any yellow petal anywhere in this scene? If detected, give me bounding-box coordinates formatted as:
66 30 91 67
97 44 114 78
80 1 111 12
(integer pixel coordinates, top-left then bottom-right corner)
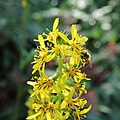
32 60 42 74
76 99 87 108
58 32 71 44
45 52 56 62
53 30 58 44
80 105 92 115
55 110 64 119
41 62 45 74
53 18 59 31
27 81 36 86
40 91 45 101
63 112 70 119
60 100 67 109
26 111 41 119
70 56 74 66
71 24 77 39
54 100 60 109
34 118 37 120
60 73 68 84
73 76 78 83
68 88 75 100
38 35 45 48
30 91 37 97
85 77 91 80
80 36 88 44
53 85 61 93
46 111 51 120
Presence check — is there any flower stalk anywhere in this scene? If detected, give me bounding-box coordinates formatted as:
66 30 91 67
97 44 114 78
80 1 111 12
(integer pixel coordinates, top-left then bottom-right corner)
26 18 92 120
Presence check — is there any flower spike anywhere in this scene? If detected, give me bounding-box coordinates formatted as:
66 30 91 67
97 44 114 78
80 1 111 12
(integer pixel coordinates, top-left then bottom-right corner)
26 18 92 120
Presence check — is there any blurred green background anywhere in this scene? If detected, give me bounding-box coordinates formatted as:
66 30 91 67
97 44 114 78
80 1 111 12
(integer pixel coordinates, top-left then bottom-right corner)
0 0 120 120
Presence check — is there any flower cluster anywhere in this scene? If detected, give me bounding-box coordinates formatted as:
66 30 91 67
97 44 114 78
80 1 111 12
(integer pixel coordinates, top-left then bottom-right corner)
26 18 92 120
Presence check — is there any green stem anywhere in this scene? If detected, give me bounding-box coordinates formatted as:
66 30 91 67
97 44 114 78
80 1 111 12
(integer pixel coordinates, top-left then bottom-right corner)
58 55 63 79
57 55 64 110
52 56 64 80
52 72 59 80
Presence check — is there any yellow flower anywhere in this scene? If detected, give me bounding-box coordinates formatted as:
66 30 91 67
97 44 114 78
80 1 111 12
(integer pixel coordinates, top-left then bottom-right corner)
71 24 88 46
74 82 87 95
58 24 88 51
60 88 92 118
62 58 89 83
73 104 92 120
27 75 55 98
32 35 48 74
26 100 69 120
58 25 90 68
46 18 59 43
